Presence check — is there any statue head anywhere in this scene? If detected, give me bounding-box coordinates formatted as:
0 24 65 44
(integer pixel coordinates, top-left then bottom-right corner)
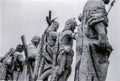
49 21 59 31
16 44 23 52
31 35 41 47
64 18 77 31
78 14 83 22
102 0 110 4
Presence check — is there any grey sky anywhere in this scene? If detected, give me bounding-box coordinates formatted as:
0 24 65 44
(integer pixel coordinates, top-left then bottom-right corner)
0 0 120 81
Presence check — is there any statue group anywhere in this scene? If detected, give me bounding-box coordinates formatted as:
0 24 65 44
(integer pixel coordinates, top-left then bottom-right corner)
0 0 115 81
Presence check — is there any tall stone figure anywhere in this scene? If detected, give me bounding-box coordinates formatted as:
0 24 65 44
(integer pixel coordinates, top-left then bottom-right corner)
12 44 24 81
50 18 77 81
0 44 24 81
38 20 59 81
35 11 59 81
75 0 113 81
0 48 15 80
27 36 41 73
33 36 42 81
21 35 41 81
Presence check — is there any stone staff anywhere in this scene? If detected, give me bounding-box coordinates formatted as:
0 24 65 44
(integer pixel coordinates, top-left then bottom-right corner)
21 35 33 81
107 0 116 15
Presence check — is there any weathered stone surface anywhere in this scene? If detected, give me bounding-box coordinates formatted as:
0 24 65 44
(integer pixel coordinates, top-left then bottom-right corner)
8 44 24 81
27 36 41 81
0 48 15 80
12 51 24 81
75 0 113 81
50 18 77 81
36 21 59 81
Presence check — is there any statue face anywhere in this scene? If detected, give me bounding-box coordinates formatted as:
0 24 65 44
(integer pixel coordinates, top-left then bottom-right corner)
64 18 77 31
51 21 59 31
31 36 40 47
54 25 59 31
32 39 40 47
16 44 23 52
70 24 76 31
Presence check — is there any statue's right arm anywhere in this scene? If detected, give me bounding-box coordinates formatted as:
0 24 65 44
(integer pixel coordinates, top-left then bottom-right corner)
94 22 108 49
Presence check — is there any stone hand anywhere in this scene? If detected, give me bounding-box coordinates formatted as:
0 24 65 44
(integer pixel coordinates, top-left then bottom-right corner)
98 34 108 49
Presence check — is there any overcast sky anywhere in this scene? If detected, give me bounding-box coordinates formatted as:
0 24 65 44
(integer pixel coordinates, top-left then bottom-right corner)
0 0 120 81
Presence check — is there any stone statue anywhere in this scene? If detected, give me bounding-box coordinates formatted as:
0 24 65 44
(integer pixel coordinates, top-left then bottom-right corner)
74 14 83 81
20 35 41 81
33 36 42 81
74 0 113 81
27 36 41 72
3 48 15 80
27 36 41 80
0 44 24 81
37 21 59 81
50 18 77 81
0 48 15 80
12 44 24 81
